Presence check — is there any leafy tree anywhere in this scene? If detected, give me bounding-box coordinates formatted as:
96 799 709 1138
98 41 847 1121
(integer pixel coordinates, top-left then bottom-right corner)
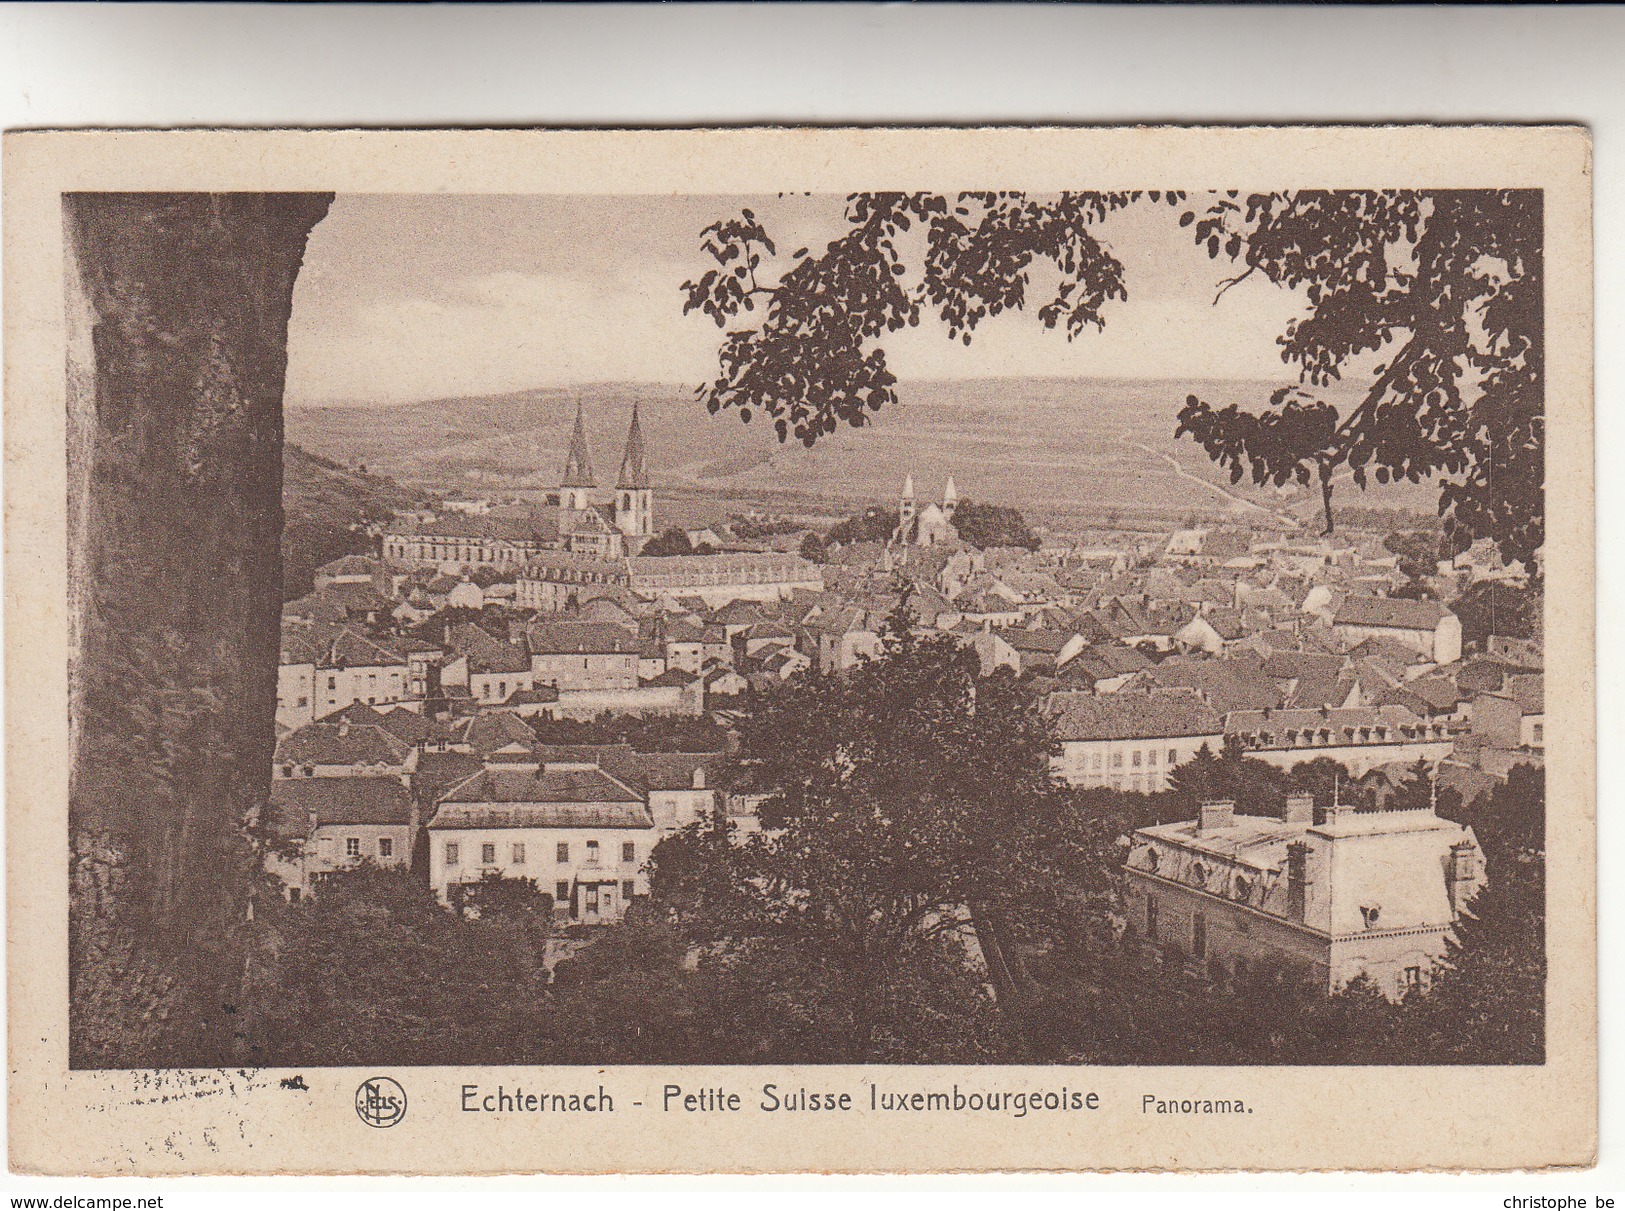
685 189 1543 566
647 600 1076 1058
1174 190 1542 563
798 530 829 563
1395 765 1545 1063
1384 528 1444 583
826 504 900 547
451 871 555 921
640 526 695 557
1164 740 1288 819
951 499 1039 551
538 918 705 1063
1451 578 1541 648
244 866 552 1067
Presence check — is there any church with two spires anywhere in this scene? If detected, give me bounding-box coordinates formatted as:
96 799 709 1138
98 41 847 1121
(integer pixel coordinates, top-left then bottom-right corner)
555 400 656 561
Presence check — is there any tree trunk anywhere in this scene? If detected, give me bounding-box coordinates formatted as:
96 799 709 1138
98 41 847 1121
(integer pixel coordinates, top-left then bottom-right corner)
969 901 1034 1055
66 192 332 1065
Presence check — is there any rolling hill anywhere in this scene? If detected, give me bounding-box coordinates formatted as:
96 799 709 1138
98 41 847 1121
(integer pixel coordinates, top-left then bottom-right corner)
285 377 1437 536
281 443 424 600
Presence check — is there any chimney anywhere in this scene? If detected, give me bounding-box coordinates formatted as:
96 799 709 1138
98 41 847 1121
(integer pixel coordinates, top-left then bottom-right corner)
1313 802 1346 827
1286 840 1310 921
1198 799 1235 834
1447 840 1478 915
1284 794 1314 825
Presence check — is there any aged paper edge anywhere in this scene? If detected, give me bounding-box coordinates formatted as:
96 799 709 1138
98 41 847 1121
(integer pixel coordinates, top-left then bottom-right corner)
3 125 1596 1176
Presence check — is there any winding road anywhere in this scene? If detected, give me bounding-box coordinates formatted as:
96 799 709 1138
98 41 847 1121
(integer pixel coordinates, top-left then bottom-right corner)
1120 435 1303 529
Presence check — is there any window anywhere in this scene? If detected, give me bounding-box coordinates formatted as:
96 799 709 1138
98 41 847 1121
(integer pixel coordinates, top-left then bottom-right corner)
1533 722 1544 744
586 840 600 864
1403 966 1423 992
1148 749 1158 766
481 843 496 864
378 837 393 859
288 887 302 904
1111 751 1124 769
297 696 308 708
555 881 569 902
1192 914 1207 960
445 842 459 866
1092 753 1103 771
512 843 526 865
622 842 636 863
1146 896 1159 941
556 842 570 863
327 676 337 690
281 764 294 778
1168 749 1178 765
1132 750 1142 767
622 879 635 899
345 837 361 859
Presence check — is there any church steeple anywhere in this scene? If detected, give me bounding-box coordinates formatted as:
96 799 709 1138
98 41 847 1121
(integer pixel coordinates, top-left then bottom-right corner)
615 402 654 543
561 398 596 496
617 401 651 490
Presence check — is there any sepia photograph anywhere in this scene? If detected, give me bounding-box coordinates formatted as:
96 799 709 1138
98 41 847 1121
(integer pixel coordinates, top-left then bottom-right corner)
67 184 1551 1071
6 125 1595 1174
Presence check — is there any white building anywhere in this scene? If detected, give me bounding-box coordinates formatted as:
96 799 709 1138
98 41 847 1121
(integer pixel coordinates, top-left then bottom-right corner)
265 776 417 901
427 761 656 925
627 552 825 609
1049 689 1226 792
1331 595 1462 665
1122 795 1486 999
1225 705 1456 777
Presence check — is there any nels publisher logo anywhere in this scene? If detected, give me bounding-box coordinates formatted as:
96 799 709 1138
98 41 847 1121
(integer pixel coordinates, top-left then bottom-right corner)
355 1076 408 1128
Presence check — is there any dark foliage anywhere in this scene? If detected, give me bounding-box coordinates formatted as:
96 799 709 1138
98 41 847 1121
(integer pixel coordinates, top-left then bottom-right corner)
950 499 1039 551
826 504 900 548
647 601 1075 1059
244 866 552 1067
686 190 1543 567
799 531 829 563
1175 190 1542 564
640 526 695 557
281 443 419 601
1451 578 1542 648
683 192 1178 447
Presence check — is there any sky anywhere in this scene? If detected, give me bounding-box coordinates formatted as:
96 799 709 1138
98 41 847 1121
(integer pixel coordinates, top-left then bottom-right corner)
284 193 1312 406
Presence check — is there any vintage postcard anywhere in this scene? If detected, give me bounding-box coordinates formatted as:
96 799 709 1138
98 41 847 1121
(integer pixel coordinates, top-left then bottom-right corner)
4 126 1594 1174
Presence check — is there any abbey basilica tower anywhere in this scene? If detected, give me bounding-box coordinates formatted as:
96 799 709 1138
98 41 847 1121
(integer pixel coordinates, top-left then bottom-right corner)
615 401 655 544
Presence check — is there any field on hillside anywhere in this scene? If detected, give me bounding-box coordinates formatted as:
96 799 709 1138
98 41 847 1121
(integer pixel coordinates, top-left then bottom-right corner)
286 377 1437 534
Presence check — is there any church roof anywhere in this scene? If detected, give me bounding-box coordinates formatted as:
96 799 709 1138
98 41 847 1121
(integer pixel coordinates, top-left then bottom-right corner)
617 401 651 489
561 400 596 489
